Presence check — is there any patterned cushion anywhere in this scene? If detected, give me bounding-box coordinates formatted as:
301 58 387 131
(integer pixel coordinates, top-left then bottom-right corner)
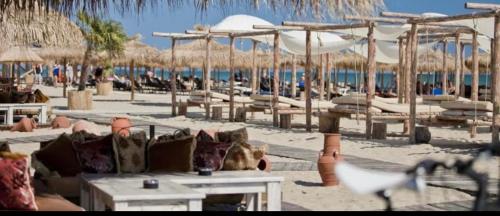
112 131 147 174
0 152 38 210
148 135 195 173
215 128 248 145
72 134 118 174
193 130 232 171
222 143 267 171
32 133 82 177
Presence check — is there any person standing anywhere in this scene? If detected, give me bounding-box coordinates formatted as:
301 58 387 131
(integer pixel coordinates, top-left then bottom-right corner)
35 64 43 85
53 64 60 84
66 64 74 85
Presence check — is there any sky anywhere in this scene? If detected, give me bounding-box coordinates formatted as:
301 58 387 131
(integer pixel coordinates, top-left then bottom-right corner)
107 0 499 51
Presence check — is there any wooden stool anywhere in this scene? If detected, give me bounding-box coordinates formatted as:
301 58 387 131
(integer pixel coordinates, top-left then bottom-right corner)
318 113 340 133
372 122 387 140
235 107 247 122
212 106 223 121
279 114 292 129
204 102 211 120
178 102 188 116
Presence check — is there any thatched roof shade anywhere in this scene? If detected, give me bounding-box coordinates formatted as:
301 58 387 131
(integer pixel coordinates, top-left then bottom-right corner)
465 53 491 72
0 46 43 63
417 49 459 73
97 34 160 67
0 6 84 54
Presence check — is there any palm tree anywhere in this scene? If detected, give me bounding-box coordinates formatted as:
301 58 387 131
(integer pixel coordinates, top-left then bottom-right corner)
0 0 385 21
76 11 127 91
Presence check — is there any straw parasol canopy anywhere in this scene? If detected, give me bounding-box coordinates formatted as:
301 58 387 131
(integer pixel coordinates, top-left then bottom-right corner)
108 34 160 67
158 39 249 69
0 5 84 55
0 46 43 63
465 52 492 72
417 49 458 73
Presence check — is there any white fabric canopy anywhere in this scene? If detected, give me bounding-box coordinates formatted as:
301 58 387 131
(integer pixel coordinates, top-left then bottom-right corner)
210 14 276 45
280 31 356 55
350 40 439 64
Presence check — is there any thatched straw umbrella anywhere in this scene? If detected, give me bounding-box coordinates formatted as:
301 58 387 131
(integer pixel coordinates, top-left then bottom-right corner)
465 52 491 72
0 46 44 86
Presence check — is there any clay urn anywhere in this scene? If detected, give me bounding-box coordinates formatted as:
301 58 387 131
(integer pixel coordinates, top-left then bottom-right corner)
111 117 131 137
318 133 342 187
51 115 71 129
11 117 37 132
257 155 272 172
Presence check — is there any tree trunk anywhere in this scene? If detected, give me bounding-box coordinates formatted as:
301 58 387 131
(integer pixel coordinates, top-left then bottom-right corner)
409 24 419 144
78 47 92 91
366 23 376 140
272 33 281 127
305 30 313 132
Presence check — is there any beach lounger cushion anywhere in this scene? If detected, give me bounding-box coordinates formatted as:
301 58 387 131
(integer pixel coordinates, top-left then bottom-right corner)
72 134 118 174
112 131 147 174
215 128 248 145
440 101 493 112
464 111 493 118
0 152 38 210
32 133 82 177
442 110 465 116
148 135 196 173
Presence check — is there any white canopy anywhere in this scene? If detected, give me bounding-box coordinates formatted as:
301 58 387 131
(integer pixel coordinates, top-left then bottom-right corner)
280 31 356 55
350 40 439 64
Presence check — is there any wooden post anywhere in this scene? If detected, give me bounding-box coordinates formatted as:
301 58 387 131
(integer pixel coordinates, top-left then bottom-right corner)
305 30 313 132
471 31 479 101
291 54 297 99
16 62 21 87
229 36 236 122
171 39 178 117
492 14 500 146
344 67 348 88
409 23 419 144
442 40 448 94
319 54 325 101
252 40 258 95
205 36 212 92
454 34 461 97
403 33 412 135
161 68 165 81
460 43 466 98
366 22 376 140
272 32 281 127
326 53 332 100
62 58 68 98
129 61 135 101
398 37 405 104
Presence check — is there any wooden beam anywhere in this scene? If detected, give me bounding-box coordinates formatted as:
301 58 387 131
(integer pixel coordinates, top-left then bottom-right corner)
442 40 449 94
409 23 419 144
398 37 405 104
282 21 370 30
465 2 500 11
319 54 325 101
326 53 332 100
205 37 212 92
344 16 407 24
409 10 499 24
229 36 236 122
252 40 258 95
366 22 376 140
492 14 500 145
170 39 177 117
253 25 305 31
460 43 466 98
272 32 281 127
291 54 297 99
230 30 279 38
472 31 479 101
455 33 462 97
305 30 313 132
380 11 422 18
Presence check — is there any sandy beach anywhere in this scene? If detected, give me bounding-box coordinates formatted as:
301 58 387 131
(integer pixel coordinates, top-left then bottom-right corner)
2 85 498 211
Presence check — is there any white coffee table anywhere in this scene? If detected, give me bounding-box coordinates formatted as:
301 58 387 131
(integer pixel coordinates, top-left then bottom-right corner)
81 176 205 211
81 171 284 211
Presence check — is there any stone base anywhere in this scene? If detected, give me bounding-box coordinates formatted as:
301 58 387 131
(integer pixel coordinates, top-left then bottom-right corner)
68 90 93 110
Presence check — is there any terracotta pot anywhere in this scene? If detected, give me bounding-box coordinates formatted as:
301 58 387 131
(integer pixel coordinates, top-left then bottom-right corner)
11 117 37 132
112 117 131 137
257 155 272 172
324 133 341 155
51 115 71 129
318 150 342 187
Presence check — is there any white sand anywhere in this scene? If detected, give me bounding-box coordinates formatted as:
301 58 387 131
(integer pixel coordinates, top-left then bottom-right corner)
2 85 497 211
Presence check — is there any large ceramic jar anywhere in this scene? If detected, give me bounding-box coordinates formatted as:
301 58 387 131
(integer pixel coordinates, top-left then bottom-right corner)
318 133 342 187
111 117 131 137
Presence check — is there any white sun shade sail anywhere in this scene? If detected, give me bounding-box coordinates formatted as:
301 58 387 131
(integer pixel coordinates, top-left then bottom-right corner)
350 40 439 64
210 14 276 44
280 31 356 55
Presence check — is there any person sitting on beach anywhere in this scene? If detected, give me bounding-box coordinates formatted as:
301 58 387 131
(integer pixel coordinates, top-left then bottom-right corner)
260 75 271 92
66 64 74 85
